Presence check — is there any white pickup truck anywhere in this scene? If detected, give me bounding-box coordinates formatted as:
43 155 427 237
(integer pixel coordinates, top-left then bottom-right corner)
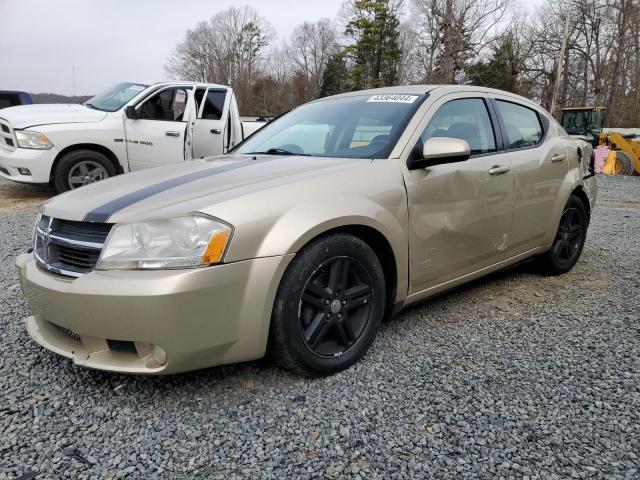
0 82 268 192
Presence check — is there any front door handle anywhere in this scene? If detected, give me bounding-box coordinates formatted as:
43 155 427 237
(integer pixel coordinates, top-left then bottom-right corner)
210 129 222 134
165 131 180 137
488 165 511 176
551 154 567 162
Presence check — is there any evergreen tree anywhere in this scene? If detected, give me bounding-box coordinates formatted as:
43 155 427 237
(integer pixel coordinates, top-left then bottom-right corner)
468 36 520 93
320 52 349 97
345 0 402 89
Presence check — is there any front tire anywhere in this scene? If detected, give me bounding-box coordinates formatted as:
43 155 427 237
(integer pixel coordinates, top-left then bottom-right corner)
269 233 386 377
52 149 116 193
537 195 588 275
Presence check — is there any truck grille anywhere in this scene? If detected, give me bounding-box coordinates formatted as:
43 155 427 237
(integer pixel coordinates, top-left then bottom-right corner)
0 118 16 151
34 216 113 278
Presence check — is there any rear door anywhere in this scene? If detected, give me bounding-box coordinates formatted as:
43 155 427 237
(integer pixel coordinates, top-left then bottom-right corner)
403 94 514 293
124 86 193 171
191 88 229 159
491 96 568 254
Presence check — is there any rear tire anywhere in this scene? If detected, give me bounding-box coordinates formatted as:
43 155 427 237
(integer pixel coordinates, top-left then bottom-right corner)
536 195 588 276
614 151 635 176
269 233 385 377
52 149 116 193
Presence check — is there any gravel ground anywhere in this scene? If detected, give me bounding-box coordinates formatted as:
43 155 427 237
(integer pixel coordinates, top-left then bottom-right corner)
1 176 639 479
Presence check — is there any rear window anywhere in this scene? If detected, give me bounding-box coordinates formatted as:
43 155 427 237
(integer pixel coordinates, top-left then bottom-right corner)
496 100 544 149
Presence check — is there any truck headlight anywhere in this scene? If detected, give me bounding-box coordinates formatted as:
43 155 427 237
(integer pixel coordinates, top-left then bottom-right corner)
15 130 53 150
96 215 232 270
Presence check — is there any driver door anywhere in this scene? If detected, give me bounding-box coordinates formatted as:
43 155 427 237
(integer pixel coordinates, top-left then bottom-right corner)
124 86 193 171
403 94 514 293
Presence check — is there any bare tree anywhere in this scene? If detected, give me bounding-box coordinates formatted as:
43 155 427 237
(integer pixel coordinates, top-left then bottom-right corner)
165 6 275 112
288 19 339 99
411 0 511 83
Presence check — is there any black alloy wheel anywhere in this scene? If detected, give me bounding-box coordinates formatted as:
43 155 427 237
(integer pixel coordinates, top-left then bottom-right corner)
299 256 373 358
552 207 583 268
269 233 385 376
537 194 588 275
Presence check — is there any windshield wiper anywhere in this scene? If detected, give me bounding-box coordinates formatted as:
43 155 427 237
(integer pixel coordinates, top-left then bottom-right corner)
248 148 311 156
84 102 101 110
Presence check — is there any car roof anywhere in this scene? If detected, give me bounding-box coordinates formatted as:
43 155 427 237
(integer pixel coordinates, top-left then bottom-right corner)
322 84 548 113
151 81 230 89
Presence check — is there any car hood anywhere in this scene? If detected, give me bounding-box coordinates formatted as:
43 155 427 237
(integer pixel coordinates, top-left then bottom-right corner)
0 104 108 129
43 155 374 223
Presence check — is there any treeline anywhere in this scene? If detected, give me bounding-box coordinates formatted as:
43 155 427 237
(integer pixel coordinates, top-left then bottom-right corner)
169 0 638 126
31 93 92 104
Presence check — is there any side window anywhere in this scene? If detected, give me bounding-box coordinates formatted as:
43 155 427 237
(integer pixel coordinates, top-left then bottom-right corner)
202 90 227 120
139 87 189 122
495 100 543 149
421 98 496 155
171 90 187 121
194 88 206 114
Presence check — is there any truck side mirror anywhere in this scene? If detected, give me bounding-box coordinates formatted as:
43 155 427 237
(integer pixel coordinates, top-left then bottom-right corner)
407 137 471 170
125 106 138 120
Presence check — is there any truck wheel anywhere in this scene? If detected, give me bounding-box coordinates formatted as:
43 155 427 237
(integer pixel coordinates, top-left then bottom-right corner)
536 195 588 276
614 151 634 176
269 233 385 377
52 149 117 193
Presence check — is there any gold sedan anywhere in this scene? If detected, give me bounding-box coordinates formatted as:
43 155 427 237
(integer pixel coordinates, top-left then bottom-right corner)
17 85 597 376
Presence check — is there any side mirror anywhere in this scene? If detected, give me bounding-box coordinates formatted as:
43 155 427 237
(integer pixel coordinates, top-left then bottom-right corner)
125 106 138 120
407 137 471 170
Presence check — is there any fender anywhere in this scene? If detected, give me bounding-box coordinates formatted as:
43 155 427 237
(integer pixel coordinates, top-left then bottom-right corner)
41 120 129 173
545 165 587 247
254 193 409 304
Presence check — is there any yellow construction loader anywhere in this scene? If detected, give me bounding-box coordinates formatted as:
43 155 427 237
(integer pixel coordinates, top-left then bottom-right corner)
560 106 640 175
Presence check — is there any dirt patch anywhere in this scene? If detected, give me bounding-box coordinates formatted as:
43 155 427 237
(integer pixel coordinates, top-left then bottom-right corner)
0 177 55 212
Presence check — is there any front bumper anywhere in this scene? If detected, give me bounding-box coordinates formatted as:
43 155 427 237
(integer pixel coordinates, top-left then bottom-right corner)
0 146 58 183
16 252 293 374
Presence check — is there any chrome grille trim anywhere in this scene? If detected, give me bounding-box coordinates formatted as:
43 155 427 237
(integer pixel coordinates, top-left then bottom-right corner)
34 215 113 278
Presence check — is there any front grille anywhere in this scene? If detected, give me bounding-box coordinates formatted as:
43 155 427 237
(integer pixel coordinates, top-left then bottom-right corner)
0 166 8 176
54 244 102 270
34 216 113 277
0 118 16 151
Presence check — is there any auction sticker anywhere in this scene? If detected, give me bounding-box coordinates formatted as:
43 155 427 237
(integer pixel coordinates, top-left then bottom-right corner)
367 94 418 104
127 85 146 92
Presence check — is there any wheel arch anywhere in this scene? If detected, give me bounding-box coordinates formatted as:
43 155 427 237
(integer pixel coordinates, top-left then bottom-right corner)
50 143 123 182
288 223 401 320
571 185 591 220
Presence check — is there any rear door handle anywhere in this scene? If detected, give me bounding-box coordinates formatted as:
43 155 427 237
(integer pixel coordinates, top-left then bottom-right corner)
210 129 221 134
165 131 180 137
551 154 567 162
488 165 511 175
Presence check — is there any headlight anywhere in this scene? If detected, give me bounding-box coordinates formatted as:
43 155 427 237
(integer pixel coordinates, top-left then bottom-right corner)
15 130 53 150
96 215 232 270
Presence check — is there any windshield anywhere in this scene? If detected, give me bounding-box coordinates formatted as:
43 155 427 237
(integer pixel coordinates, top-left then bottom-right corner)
234 94 425 159
85 82 149 112
562 109 603 135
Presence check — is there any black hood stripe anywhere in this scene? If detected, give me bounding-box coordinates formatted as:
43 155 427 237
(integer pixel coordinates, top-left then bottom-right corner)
84 158 267 223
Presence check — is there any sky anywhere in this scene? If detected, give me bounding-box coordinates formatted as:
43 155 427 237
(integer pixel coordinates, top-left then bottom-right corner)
0 0 344 95
0 0 543 96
